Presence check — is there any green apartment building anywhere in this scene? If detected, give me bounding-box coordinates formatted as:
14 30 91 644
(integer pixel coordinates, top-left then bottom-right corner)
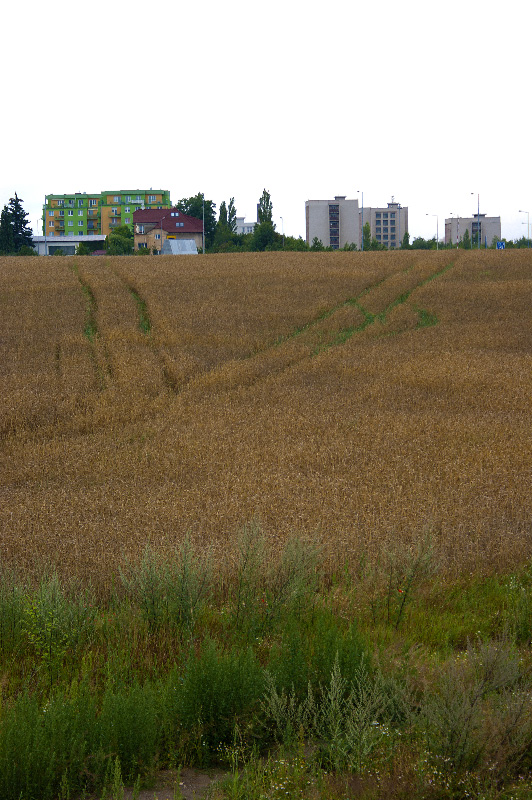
42 189 171 238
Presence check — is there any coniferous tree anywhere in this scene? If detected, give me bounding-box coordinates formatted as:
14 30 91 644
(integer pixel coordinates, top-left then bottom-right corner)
257 189 273 224
7 193 33 251
0 205 15 254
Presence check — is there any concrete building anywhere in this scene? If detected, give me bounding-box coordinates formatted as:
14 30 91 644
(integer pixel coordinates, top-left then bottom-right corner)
235 216 257 235
305 196 360 250
133 207 203 253
42 189 171 239
360 201 408 249
444 214 501 247
32 235 107 255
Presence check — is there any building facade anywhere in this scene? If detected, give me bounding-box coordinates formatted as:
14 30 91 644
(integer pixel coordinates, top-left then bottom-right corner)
235 216 257 235
42 189 171 239
360 201 408 249
444 214 501 247
305 196 360 250
133 207 203 253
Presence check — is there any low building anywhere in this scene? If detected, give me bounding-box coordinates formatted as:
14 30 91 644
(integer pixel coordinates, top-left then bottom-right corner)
133 208 204 253
444 214 501 247
32 235 107 255
305 196 360 249
360 200 408 249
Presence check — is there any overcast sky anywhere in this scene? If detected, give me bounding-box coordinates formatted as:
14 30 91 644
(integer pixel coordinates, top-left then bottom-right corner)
2 0 530 243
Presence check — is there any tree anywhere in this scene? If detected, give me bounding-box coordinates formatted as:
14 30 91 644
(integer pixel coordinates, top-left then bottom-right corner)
227 197 237 233
461 229 471 249
401 231 411 249
176 194 217 250
257 189 274 225
363 222 371 251
8 194 33 251
218 201 228 228
310 236 325 251
0 194 33 253
105 224 134 255
252 221 278 251
0 206 14 254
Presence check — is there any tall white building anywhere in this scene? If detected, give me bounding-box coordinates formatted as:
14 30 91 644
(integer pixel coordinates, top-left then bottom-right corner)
305 196 360 250
444 214 501 247
360 201 408 249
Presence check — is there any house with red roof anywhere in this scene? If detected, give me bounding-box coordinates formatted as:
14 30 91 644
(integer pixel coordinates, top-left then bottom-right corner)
133 207 203 253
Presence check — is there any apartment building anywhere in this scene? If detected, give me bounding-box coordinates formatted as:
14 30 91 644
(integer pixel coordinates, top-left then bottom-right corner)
444 214 501 247
360 201 408 249
305 196 360 249
42 189 171 238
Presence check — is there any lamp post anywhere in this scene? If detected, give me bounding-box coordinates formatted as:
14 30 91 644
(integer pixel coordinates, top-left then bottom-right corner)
202 193 205 254
471 192 480 249
426 213 439 250
519 210 530 247
159 214 168 254
280 216 284 248
357 190 364 251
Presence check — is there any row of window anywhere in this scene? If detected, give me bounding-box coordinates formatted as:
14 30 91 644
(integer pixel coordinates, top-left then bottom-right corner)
375 212 396 219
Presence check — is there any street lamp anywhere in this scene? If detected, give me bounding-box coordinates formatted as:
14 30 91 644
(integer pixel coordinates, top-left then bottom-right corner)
357 190 364 251
471 193 480 249
280 216 284 248
426 213 439 250
449 212 460 248
519 210 530 247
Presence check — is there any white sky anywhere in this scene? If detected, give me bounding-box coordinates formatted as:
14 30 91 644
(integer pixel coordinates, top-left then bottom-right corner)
2 0 530 242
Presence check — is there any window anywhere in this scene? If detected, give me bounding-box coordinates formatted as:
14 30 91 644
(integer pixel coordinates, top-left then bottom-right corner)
125 218 130 224
390 212 395 219
155 233 161 240
126 195 131 202
49 231 54 236
89 199 97 207
125 206 130 213
138 242 147 249
136 195 141 202
68 210 73 216
176 222 184 227
78 221 83 227
78 210 83 216
49 221 54 228
375 212 381 218
112 208 117 214
49 210 54 217
68 221 73 226
113 196 120 202
171 211 179 217
59 211 64 217
138 225 145 234
78 200 84 207
78 232 83 236
149 195 156 202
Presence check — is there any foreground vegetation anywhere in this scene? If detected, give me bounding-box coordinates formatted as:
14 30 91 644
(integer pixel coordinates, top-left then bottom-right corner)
1 532 532 799
1 249 531 796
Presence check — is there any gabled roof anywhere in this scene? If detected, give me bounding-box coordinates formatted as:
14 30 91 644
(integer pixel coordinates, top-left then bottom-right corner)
133 207 203 233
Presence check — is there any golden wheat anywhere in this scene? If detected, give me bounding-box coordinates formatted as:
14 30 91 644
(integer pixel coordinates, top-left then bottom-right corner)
1 250 531 584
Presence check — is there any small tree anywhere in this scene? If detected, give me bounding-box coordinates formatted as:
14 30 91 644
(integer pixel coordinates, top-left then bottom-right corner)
363 222 371 251
176 194 217 250
105 224 134 255
461 229 471 249
310 236 325 251
401 231 410 249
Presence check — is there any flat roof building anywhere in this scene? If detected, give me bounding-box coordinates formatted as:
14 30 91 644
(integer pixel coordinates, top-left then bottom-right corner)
305 196 360 250
445 214 501 247
360 201 408 249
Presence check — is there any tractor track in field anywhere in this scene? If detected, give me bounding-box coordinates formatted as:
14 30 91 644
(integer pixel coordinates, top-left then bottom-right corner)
174 257 455 402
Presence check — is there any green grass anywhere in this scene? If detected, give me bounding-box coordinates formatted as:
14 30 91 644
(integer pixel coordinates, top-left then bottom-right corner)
1 539 532 799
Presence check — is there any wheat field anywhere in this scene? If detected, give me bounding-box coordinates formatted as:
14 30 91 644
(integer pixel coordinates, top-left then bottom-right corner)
1 250 531 584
